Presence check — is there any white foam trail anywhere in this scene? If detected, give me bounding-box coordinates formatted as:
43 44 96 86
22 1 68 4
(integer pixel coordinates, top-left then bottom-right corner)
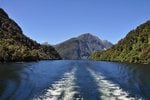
87 68 139 100
34 68 82 100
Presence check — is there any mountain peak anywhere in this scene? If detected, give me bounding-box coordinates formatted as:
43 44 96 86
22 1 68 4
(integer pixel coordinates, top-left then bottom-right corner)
78 33 102 42
78 33 98 38
79 33 93 36
55 33 113 59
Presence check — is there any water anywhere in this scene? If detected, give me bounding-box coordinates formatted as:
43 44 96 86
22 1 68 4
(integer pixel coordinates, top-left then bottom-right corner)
0 60 150 100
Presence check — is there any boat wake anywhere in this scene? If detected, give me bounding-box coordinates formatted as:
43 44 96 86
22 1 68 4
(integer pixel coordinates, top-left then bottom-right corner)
34 67 82 100
87 68 138 100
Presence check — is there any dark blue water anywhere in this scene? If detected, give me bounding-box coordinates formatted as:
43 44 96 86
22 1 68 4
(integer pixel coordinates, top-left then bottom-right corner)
0 60 150 100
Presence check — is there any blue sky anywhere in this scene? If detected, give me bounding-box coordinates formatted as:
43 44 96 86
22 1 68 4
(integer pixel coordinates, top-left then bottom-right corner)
0 0 150 44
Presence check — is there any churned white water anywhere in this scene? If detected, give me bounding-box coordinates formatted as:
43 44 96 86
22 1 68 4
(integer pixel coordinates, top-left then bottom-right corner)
34 68 82 100
87 68 137 100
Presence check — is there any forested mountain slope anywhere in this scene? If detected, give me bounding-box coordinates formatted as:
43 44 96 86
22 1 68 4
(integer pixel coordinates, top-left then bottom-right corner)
0 8 61 62
90 21 150 63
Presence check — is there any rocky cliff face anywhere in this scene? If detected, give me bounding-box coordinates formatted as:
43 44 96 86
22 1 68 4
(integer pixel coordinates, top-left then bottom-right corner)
90 21 150 63
0 8 61 62
55 33 113 59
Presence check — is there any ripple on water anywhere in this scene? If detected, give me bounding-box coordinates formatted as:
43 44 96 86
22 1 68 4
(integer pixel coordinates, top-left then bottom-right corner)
87 68 142 100
34 67 82 100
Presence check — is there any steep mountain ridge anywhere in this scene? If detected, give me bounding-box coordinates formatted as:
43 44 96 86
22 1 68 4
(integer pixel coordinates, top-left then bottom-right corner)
90 21 150 63
0 8 61 62
55 33 113 59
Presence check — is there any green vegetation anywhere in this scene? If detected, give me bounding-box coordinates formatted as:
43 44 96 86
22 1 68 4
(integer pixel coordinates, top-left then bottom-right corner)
0 8 61 62
90 21 150 63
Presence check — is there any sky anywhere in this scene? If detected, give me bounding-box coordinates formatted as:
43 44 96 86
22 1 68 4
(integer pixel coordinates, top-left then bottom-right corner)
0 0 150 44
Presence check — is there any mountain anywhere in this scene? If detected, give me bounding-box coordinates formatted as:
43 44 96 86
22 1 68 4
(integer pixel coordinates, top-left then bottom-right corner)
0 8 61 62
90 21 150 64
54 33 113 59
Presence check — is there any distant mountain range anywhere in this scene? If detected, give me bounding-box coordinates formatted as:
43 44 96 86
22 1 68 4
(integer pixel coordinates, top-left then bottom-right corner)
90 21 150 63
54 33 113 59
0 8 61 62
